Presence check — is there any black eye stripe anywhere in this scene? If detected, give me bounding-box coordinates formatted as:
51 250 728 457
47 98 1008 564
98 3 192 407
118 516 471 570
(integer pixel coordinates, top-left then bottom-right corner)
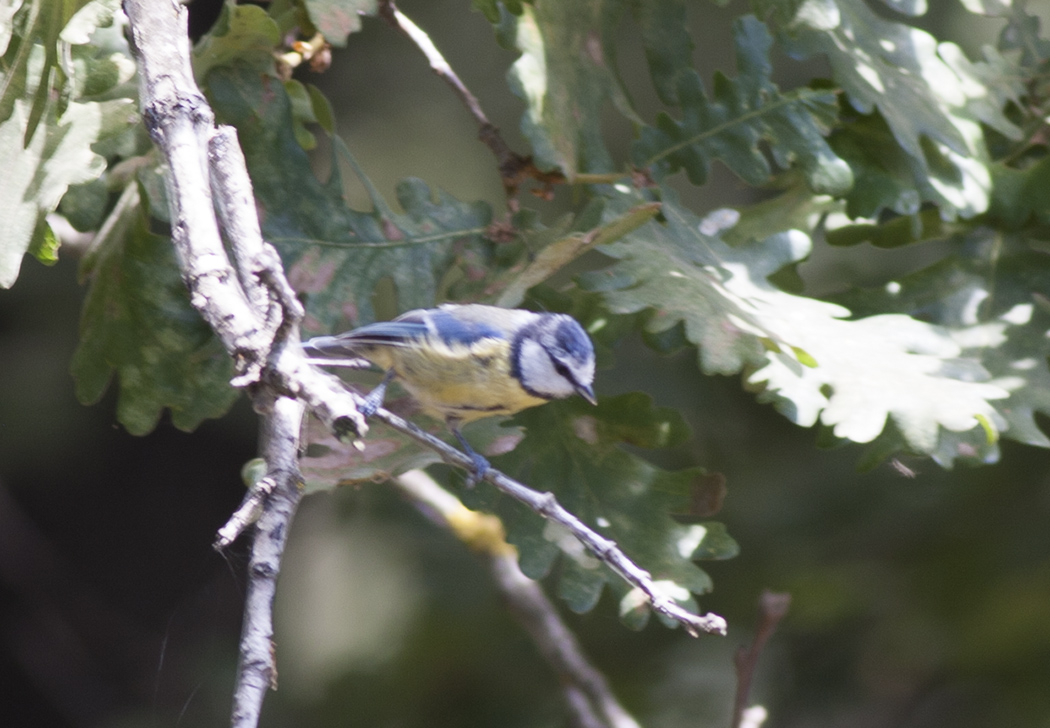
550 357 573 381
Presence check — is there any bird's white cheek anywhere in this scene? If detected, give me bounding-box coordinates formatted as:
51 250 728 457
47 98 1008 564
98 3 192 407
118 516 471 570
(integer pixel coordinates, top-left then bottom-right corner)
518 339 575 399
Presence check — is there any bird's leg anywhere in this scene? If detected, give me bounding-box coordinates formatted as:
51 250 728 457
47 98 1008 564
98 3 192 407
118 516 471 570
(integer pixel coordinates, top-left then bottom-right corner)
448 420 489 488
360 369 395 417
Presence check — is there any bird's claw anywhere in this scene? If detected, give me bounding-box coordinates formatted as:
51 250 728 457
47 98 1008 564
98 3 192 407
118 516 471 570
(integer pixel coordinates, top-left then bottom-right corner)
359 390 384 418
464 452 490 489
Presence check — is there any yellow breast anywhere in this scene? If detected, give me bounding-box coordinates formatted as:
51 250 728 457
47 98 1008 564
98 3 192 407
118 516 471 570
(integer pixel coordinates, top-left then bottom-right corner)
363 336 548 423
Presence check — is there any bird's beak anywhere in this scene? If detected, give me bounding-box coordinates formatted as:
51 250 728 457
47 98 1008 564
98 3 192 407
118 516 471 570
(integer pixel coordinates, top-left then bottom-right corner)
576 383 597 405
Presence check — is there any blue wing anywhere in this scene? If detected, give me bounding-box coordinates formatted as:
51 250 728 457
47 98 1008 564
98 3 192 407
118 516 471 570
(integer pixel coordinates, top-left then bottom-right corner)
426 309 504 346
303 307 506 357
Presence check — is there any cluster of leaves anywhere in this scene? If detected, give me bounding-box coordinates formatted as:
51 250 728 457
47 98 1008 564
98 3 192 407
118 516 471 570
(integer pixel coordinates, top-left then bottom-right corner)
6 0 1050 625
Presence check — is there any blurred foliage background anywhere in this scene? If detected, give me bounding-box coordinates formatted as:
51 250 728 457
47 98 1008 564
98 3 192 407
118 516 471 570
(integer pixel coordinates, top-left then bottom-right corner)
2 1 1050 727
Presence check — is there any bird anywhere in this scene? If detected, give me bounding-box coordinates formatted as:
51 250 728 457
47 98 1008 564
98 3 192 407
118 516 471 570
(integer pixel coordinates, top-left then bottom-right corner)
302 304 597 483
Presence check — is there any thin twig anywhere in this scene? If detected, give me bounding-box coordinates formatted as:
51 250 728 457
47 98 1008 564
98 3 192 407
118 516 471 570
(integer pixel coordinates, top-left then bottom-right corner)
394 470 643 728
230 395 306 728
377 0 562 202
214 475 276 551
730 591 791 728
378 412 726 637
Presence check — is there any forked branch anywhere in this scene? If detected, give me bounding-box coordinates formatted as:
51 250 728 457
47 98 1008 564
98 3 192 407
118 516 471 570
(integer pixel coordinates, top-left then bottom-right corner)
122 3 725 728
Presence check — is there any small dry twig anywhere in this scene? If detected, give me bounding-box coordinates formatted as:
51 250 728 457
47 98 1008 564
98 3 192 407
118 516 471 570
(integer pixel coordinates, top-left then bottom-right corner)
730 591 791 728
377 0 564 204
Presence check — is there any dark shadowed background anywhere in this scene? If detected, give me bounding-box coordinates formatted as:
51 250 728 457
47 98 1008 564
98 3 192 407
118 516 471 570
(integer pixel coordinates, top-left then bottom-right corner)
2 1 1049 727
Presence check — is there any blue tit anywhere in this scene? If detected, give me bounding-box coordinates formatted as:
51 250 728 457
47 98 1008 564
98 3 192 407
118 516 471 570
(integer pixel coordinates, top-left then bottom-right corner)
303 304 597 482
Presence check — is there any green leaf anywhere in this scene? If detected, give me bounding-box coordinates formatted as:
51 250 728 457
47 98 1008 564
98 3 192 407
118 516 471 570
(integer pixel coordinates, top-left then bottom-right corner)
284 78 318 150
472 393 725 624
827 105 928 219
59 0 120 45
2 0 108 133
988 156 1050 230
0 0 24 57
302 0 378 47
0 0 137 287
70 188 239 435
192 2 280 83
719 183 843 247
306 82 335 133
824 208 955 249
0 96 130 287
629 0 695 107
581 188 1010 464
206 66 496 330
28 217 59 264
767 0 1020 218
505 0 638 178
988 3 1050 67
874 0 925 15
633 16 851 195
472 0 526 24
835 235 1050 456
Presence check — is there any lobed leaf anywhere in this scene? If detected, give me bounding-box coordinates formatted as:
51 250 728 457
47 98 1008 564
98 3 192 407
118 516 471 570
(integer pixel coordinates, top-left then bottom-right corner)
70 190 239 435
302 0 378 47
0 0 136 288
835 235 1050 460
470 393 734 626
582 188 1010 465
633 15 852 195
205 67 498 331
766 0 1023 219
0 96 135 287
629 0 695 107
504 0 638 178
191 2 280 84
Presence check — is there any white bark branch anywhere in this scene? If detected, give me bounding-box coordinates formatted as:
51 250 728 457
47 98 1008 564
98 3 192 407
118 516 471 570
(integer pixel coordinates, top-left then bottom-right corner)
121 4 366 728
124 0 266 379
231 395 306 728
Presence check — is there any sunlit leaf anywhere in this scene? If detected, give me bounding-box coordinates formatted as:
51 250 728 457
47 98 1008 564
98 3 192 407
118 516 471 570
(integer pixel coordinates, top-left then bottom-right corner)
582 188 1010 464
0 0 136 287
505 0 638 178
0 96 134 287
836 234 1050 457
765 0 1021 218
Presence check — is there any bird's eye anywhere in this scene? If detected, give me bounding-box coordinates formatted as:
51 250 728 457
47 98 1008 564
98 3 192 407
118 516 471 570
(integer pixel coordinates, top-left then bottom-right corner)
551 359 573 381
